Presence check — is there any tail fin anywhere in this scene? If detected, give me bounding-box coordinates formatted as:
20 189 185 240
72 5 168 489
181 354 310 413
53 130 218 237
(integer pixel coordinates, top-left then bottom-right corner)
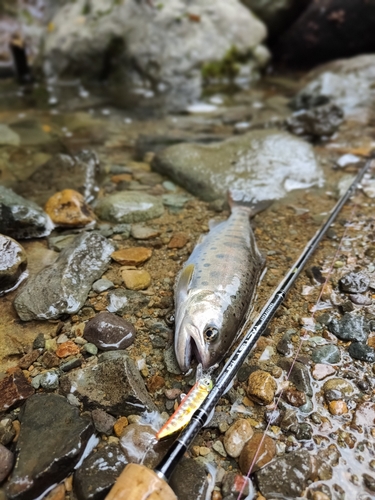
228 190 272 217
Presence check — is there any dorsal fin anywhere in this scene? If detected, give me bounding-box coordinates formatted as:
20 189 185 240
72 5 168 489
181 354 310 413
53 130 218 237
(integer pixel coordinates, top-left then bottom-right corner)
175 263 195 303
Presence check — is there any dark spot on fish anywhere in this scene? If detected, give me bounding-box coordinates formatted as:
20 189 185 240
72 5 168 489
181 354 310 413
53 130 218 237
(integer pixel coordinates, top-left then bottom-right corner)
210 271 221 279
202 281 209 286
216 254 225 259
203 263 211 267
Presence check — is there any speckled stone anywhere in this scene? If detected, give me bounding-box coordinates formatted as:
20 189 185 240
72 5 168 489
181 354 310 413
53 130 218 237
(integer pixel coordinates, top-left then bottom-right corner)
0 368 34 412
39 371 59 391
83 312 136 351
339 271 369 293
0 234 27 296
95 192 164 224
312 363 336 380
348 342 375 362
239 433 276 473
246 370 277 405
0 443 14 482
322 378 354 399
328 400 348 415
224 419 254 458
44 189 95 227
311 344 341 364
328 313 369 342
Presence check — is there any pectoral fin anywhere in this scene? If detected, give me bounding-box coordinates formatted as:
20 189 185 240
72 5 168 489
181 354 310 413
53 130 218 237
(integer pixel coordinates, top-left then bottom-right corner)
175 263 195 304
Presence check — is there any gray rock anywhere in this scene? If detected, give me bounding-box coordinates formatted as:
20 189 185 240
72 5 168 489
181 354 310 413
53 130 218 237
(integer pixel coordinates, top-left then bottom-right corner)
39 371 59 391
348 342 375 363
278 358 312 396
222 471 250 499
83 312 136 351
162 194 191 212
106 288 149 315
33 333 46 350
0 124 20 146
0 186 53 239
0 234 27 296
17 150 100 205
42 0 267 110
14 232 114 321
328 313 369 342
130 224 160 240
286 103 343 138
74 444 127 500
153 129 322 202
92 279 114 293
255 448 312 498
48 234 77 252
276 330 295 357
0 418 16 446
169 457 209 500
311 344 341 364
91 409 116 436
60 353 157 416
83 343 98 356
293 55 375 117
95 192 164 224
0 444 14 483
339 271 370 294
6 393 94 500
164 345 182 375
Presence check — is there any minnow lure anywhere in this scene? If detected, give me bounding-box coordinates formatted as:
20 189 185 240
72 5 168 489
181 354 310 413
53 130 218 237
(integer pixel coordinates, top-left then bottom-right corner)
156 375 213 440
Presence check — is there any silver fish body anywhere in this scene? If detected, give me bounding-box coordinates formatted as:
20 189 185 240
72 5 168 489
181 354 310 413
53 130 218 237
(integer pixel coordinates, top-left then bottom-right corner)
174 200 265 372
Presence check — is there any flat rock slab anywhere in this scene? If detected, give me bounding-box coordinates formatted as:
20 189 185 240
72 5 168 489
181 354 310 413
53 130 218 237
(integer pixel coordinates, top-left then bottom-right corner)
74 443 127 500
14 232 114 321
16 151 100 205
0 186 53 239
6 393 94 500
95 192 164 224
60 352 157 416
153 129 322 202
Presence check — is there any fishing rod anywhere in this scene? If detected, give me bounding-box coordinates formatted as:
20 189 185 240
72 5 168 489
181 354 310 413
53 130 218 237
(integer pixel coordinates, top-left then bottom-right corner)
106 157 374 500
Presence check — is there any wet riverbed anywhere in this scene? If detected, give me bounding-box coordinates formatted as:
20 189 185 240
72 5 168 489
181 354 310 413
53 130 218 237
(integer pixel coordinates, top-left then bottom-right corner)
1 69 375 500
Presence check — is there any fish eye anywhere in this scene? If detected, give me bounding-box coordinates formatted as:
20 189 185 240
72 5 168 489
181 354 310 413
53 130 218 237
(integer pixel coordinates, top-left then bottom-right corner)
204 326 219 343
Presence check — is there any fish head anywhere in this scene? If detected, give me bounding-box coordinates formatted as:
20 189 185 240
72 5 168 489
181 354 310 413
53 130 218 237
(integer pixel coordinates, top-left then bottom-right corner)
174 290 235 372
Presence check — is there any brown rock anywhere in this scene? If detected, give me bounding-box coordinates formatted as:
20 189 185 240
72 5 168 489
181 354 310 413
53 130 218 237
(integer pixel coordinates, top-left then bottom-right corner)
146 375 165 393
91 409 116 435
44 189 95 227
56 341 80 358
12 420 20 442
121 269 151 290
247 370 277 405
18 350 41 370
283 388 306 407
328 400 348 416
40 351 60 368
353 402 375 427
0 369 34 412
45 483 66 500
239 433 276 473
114 416 129 437
312 363 335 380
224 419 254 458
167 233 189 249
0 443 14 482
111 173 132 184
368 336 375 348
310 492 330 500
111 247 152 266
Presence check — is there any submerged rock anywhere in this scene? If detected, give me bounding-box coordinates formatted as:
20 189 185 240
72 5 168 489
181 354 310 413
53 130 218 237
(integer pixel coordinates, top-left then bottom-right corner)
328 313 369 342
311 344 341 364
6 393 94 500
17 151 100 205
153 129 322 202
293 55 375 116
348 342 375 362
255 448 312 497
83 312 136 351
0 124 20 146
60 352 157 415
95 192 164 224
169 457 209 500
286 103 343 138
74 444 127 500
239 433 276 473
0 235 27 296
0 186 53 239
119 422 168 469
278 358 313 396
42 0 267 109
14 232 114 321
44 189 96 227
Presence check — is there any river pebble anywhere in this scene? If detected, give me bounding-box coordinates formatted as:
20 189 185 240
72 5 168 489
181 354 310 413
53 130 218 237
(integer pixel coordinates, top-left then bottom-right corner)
169 457 209 500
339 271 370 293
92 278 114 293
311 344 341 364
0 368 34 412
91 409 116 436
41 351 60 368
328 312 369 342
130 224 160 240
44 189 96 227
121 269 151 290
246 370 277 405
56 341 81 358
312 363 336 380
95 192 164 224
83 312 136 351
322 378 354 399
167 233 189 249
283 387 306 407
0 186 53 239
239 433 276 473
278 358 313 396
111 247 152 266
353 402 375 427
0 234 27 296
39 371 59 390
0 443 14 482
74 443 127 500
348 341 375 362
221 472 251 499
328 400 348 416
224 419 254 458
6 393 94 500
0 418 16 446
119 422 166 469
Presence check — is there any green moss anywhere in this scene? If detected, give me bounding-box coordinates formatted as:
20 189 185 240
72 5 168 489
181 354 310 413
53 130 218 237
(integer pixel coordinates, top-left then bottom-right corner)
201 46 250 81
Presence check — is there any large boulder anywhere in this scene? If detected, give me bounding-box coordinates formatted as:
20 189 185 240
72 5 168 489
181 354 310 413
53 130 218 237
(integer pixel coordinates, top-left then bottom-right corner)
42 0 268 109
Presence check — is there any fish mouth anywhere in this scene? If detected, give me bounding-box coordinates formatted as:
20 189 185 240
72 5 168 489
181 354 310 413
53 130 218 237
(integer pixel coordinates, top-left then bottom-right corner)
175 323 210 373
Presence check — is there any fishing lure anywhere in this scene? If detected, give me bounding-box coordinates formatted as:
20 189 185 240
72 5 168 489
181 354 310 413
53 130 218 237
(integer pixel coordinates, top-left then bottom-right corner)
156 374 213 440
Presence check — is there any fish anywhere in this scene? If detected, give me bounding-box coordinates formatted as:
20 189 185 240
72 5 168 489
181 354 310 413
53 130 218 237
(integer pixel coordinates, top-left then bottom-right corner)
174 191 268 372
156 373 213 440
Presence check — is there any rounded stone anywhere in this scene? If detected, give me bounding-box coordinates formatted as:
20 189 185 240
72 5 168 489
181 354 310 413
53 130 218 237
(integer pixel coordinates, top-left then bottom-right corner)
246 370 277 405
328 400 348 416
348 342 375 362
39 371 59 390
311 344 341 364
167 233 189 249
322 378 354 399
56 341 80 358
95 192 164 224
339 272 369 293
0 234 27 295
44 189 95 227
312 364 336 380
83 312 136 351
121 269 151 290
0 443 14 482
111 247 152 266
114 416 129 437
239 433 276 473
224 418 254 458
